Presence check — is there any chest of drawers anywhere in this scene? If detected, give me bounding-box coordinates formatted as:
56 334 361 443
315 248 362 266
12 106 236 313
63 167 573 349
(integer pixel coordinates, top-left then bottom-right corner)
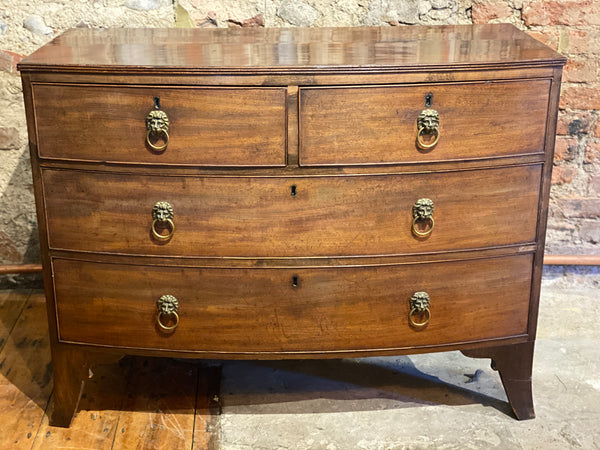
18 24 565 427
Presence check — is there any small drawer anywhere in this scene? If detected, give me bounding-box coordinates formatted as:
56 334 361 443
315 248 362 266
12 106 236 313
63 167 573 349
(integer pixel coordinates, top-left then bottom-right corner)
32 84 287 166
299 79 550 166
53 255 533 353
42 165 542 257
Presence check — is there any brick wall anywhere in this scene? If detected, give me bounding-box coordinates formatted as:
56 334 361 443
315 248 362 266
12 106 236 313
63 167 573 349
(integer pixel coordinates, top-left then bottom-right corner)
0 1 598 278
506 0 600 255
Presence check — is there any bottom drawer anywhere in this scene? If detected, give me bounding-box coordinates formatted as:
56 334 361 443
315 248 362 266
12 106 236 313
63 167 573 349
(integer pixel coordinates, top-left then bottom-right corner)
53 255 533 353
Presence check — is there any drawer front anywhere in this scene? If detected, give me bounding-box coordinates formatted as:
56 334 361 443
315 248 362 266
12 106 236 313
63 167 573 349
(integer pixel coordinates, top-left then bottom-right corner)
54 255 533 352
299 79 550 166
33 84 287 166
43 165 541 257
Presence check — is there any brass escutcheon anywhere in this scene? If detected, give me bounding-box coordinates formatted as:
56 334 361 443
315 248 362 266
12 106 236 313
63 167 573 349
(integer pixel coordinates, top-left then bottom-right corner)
157 294 179 331
409 291 431 328
151 201 175 241
416 108 440 150
411 198 435 237
146 109 170 151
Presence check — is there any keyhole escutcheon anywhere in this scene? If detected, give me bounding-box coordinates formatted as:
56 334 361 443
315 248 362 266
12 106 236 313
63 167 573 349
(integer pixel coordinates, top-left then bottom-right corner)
425 92 433 108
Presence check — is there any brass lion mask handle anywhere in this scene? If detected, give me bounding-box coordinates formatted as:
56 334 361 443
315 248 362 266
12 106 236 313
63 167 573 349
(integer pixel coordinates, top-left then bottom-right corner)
146 107 170 152
152 201 175 241
412 198 434 237
157 294 179 331
416 108 440 150
409 291 431 328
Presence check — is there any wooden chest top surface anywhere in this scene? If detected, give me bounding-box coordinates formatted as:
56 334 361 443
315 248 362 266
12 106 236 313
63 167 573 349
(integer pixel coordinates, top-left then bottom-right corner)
18 24 564 73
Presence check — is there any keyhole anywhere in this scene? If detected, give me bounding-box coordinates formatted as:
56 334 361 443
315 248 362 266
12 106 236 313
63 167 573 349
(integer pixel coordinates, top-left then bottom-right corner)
425 93 433 108
290 185 297 197
153 96 161 109
291 275 299 287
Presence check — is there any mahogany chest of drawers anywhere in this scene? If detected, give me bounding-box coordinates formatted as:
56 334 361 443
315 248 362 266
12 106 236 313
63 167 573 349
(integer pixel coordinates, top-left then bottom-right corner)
18 24 565 427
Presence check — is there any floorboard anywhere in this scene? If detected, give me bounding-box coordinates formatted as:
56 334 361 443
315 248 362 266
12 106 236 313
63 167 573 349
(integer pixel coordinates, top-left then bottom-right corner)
193 365 222 450
111 357 198 450
32 361 127 449
0 289 30 353
0 292 52 449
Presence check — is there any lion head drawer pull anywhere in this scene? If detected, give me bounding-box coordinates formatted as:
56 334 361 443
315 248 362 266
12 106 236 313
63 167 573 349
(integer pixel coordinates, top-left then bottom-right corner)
151 201 175 241
411 198 435 237
409 291 431 328
416 108 440 150
157 294 179 331
146 98 170 152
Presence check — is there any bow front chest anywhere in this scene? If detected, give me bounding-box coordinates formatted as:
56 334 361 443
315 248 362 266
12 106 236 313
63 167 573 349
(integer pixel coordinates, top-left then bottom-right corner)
18 24 565 427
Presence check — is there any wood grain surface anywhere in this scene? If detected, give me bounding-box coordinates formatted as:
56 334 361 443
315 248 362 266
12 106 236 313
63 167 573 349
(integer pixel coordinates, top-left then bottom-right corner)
109 358 197 450
300 80 550 165
0 293 51 449
43 165 541 257
33 84 286 166
33 358 126 449
18 25 565 73
0 290 28 348
462 341 536 420
53 254 533 353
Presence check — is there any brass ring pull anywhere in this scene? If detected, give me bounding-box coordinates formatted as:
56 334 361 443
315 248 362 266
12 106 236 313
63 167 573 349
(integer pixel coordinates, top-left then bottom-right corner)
416 126 440 149
409 307 431 328
151 218 175 241
146 108 170 152
411 198 434 238
157 310 179 330
416 108 440 150
151 201 175 241
409 291 431 329
146 129 169 152
411 216 434 237
157 294 179 331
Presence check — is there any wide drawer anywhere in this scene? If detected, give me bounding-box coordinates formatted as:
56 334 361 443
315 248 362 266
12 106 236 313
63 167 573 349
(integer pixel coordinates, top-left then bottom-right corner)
42 165 541 257
32 84 287 166
299 79 550 166
53 255 533 353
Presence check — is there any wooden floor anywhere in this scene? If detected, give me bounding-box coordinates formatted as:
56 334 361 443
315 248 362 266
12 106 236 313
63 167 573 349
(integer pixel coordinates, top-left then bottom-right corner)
0 289 221 449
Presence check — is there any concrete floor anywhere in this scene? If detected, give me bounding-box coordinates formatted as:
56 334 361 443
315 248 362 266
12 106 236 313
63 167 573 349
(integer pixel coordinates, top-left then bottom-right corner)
216 284 600 450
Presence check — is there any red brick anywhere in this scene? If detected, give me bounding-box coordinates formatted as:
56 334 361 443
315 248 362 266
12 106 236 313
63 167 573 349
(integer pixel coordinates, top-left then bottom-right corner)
546 219 576 232
554 136 577 161
242 14 264 27
584 140 600 164
0 231 22 262
590 174 600 194
556 111 592 136
566 29 600 54
580 221 600 243
526 30 559 51
523 1 599 26
227 13 264 28
0 50 24 73
556 196 600 218
471 2 513 23
564 58 599 83
0 126 20 150
560 85 600 110
551 165 578 184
